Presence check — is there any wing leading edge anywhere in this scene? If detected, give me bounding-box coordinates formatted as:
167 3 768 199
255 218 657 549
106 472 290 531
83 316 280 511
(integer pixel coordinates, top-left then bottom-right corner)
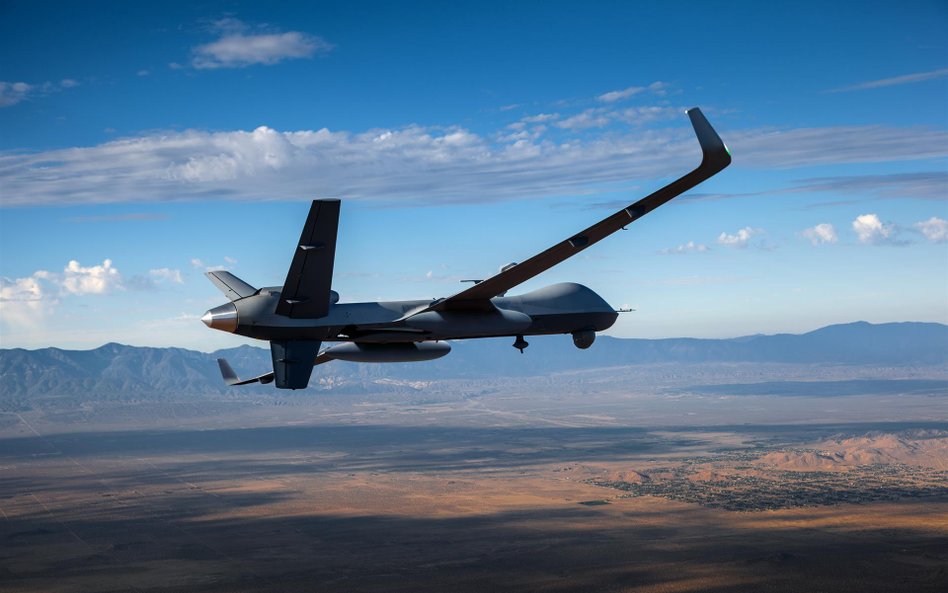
418 108 730 313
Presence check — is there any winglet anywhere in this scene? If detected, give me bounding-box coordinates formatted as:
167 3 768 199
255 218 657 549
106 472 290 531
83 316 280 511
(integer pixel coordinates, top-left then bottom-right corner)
216 358 274 386
686 107 731 172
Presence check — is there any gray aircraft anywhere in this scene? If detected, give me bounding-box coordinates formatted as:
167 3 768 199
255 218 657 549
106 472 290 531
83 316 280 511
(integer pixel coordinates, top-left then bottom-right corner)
202 108 730 389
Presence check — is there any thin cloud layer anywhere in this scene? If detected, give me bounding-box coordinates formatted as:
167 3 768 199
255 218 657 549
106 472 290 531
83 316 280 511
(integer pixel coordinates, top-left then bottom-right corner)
3 119 948 207
828 67 948 93
660 241 709 254
597 81 669 102
0 79 80 107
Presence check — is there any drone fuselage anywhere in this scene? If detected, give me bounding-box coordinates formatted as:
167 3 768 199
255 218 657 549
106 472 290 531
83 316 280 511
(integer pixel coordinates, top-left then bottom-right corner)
204 281 617 344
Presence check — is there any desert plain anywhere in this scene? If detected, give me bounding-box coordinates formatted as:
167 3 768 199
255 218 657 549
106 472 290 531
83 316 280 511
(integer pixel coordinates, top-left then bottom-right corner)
1 362 946 592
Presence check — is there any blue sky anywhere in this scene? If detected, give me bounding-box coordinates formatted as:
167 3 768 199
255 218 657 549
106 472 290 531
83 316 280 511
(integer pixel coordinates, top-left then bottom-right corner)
1 0 946 350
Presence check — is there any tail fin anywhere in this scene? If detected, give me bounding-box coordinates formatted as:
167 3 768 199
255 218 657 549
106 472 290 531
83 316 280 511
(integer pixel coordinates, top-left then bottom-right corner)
275 200 341 319
207 271 256 301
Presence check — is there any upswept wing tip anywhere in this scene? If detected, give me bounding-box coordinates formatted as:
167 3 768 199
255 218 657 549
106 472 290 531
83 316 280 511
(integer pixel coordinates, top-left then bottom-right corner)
686 107 731 169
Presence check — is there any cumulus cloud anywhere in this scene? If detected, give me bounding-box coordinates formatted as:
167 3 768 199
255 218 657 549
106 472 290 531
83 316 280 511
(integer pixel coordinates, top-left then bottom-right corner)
801 223 838 245
0 259 121 329
0 272 52 329
914 216 948 242
852 213 898 244
62 259 121 295
717 227 764 248
660 241 709 254
828 67 948 93
191 19 332 69
0 79 79 107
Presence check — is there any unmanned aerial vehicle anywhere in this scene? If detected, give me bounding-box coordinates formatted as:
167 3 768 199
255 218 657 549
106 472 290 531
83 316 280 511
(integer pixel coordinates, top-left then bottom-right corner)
202 108 731 389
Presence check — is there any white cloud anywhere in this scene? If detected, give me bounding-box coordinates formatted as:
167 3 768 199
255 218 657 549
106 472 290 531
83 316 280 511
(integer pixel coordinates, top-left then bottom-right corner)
0 271 53 329
0 79 79 107
598 85 645 103
191 19 333 69
914 216 948 242
191 257 234 271
149 268 184 284
597 81 668 103
617 106 680 126
733 125 948 168
521 113 558 123
0 81 33 107
801 223 838 245
717 227 763 248
1 259 121 329
790 172 947 201
852 213 896 244
555 108 612 130
3 115 948 208
660 240 709 254
828 67 948 93
62 259 120 295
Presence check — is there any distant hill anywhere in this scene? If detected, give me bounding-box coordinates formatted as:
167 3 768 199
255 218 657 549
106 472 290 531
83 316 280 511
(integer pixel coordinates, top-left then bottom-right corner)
1 321 945 405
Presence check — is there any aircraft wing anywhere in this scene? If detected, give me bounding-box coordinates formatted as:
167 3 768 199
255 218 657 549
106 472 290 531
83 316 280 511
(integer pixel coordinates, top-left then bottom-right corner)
418 108 730 312
275 199 341 319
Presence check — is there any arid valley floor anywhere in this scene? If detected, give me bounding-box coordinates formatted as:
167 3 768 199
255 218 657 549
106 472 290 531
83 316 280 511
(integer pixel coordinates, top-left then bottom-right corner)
2 362 947 592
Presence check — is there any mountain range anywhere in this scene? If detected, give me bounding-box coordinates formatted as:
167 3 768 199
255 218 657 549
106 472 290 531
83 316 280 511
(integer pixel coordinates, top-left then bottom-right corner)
1 321 945 406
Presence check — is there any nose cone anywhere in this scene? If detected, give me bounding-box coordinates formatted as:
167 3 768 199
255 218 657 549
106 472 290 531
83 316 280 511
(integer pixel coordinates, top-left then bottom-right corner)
201 303 238 333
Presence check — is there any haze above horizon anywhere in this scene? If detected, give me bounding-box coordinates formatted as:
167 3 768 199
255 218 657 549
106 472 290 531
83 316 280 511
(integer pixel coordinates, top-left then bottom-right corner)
1 0 946 350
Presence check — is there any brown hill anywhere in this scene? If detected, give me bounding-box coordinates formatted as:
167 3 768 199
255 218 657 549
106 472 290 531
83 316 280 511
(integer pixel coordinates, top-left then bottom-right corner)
757 431 948 471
